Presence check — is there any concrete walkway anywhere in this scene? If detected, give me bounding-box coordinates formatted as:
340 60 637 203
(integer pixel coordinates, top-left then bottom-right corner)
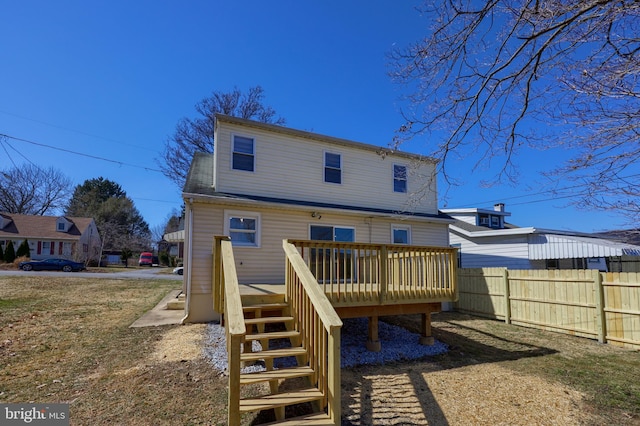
129 284 286 328
130 289 185 327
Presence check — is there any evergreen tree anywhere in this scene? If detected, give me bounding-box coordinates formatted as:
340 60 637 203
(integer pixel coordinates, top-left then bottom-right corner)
4 240 16 263
16 239 31 258
0 243 4 263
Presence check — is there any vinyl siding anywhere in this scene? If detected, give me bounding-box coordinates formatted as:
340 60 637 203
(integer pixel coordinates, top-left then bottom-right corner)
450 232 532 269
213 121 438 215
188 200 450 290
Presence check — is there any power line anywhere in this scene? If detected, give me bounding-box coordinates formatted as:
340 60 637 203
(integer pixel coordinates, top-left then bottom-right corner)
0 109 156 153
443 173 640 210
0 133 164 173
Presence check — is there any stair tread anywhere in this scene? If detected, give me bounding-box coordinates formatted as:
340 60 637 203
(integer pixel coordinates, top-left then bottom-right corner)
243 302 288 311
245 330 300 341
240 366 314 385
241 346 307 362
239 387 324 412
260 412 334 426
244 316 293 325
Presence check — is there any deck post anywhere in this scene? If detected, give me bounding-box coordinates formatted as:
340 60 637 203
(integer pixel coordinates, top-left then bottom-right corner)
366 316 381 352
419 312 435 345
379 245 388 304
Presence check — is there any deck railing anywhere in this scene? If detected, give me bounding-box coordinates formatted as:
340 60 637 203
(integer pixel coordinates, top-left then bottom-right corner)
213 236 246 426
282 240 343 424
288 240 458 307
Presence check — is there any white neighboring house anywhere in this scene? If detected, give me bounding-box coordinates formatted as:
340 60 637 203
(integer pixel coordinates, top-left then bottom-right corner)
0 213 101 263
180 114 454 323
443 203 640 271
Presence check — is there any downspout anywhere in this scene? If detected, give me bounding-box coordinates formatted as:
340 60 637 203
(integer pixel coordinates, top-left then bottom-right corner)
180 198 194 324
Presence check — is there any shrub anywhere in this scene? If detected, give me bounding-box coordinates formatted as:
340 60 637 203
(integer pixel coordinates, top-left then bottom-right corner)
4 241 16 263
0 244 4 263
16 239 31 258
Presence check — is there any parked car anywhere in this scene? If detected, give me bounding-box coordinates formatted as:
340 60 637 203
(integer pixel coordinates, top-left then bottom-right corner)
19 258 86 272
172 266 184 275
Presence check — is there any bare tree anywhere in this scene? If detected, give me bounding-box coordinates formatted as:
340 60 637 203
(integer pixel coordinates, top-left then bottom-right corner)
158 86 285 189
0 164 72 215
390 1 640 219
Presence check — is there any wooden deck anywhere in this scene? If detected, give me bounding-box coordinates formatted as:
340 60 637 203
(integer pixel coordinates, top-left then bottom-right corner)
215 237 457 424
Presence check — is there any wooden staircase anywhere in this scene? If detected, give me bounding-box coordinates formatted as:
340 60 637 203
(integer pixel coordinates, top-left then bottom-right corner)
236 294 334 425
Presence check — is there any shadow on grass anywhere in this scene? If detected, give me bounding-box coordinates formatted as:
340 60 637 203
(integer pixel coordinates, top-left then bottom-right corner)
251 311 558 425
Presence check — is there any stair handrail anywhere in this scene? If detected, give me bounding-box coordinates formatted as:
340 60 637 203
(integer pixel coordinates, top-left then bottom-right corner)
283 239 343 425
214 236 246 426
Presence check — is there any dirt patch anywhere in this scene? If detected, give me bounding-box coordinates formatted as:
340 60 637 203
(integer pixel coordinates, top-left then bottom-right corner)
342 363 589 425
149 323 207 363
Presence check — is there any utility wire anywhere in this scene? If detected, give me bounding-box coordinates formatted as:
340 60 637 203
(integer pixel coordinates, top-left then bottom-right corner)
0 133 163 173
444 173 640 209
0 109 155 153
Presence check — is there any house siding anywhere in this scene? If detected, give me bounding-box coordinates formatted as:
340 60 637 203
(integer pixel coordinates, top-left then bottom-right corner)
187 200 450 293
451 232 532 269
213 120 438 215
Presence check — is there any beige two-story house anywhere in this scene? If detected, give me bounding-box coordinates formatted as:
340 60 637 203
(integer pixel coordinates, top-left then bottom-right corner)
180 114 454 323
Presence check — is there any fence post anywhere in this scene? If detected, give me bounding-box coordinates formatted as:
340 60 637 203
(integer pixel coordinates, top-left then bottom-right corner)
503 267 511 324
594 270 607 344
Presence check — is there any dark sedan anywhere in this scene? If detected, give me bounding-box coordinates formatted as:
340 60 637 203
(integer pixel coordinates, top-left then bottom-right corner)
19 258 86 272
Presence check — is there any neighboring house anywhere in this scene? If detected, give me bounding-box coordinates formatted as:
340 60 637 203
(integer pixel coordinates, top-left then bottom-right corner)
0 213 101 263
180 114 454 322
443 204 640 271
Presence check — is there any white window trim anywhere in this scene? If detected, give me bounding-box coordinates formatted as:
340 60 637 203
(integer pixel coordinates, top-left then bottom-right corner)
224 210 261 248
323 151 342 185
393 163 408 193
231 134 256 173
391 224 412 245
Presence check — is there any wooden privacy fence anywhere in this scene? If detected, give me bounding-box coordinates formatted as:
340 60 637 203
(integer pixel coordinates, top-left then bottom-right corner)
457 268 640 350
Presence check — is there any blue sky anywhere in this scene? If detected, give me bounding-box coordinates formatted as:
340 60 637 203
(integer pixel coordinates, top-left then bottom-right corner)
0 1 627 233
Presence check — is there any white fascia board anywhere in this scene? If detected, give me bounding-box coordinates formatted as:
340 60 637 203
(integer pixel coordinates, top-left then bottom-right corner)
450 225 536 238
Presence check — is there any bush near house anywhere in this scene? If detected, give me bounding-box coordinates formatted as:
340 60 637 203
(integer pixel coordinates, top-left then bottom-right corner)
3 240 16 263
15 239 30 258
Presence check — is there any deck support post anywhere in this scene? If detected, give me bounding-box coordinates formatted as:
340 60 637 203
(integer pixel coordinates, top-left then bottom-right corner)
419 312 435 345
366 316 381 352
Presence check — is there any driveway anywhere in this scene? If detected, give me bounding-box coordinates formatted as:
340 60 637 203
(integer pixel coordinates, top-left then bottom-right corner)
0 267 183 280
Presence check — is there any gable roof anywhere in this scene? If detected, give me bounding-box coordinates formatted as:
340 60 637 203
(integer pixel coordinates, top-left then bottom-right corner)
0 213 96 241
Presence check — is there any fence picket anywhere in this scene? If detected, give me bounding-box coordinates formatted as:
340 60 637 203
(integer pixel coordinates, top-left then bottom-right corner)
457 268 640 349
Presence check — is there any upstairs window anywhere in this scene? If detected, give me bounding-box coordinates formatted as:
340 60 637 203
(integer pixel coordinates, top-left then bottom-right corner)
393 164 407 193
324 152 342 184
232 135 255 172
57 222 65 231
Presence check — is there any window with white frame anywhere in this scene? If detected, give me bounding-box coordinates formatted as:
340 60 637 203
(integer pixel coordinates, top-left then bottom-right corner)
224 211 261 247
232 135 255 172
324 152 342 184
391 224 411 244
393 164 407 193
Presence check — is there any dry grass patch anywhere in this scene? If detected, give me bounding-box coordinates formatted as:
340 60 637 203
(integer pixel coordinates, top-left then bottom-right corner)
0 276 262 425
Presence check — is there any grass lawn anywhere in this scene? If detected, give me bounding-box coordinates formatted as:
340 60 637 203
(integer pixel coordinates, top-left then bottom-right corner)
1 276 638 425
0 276 257 425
